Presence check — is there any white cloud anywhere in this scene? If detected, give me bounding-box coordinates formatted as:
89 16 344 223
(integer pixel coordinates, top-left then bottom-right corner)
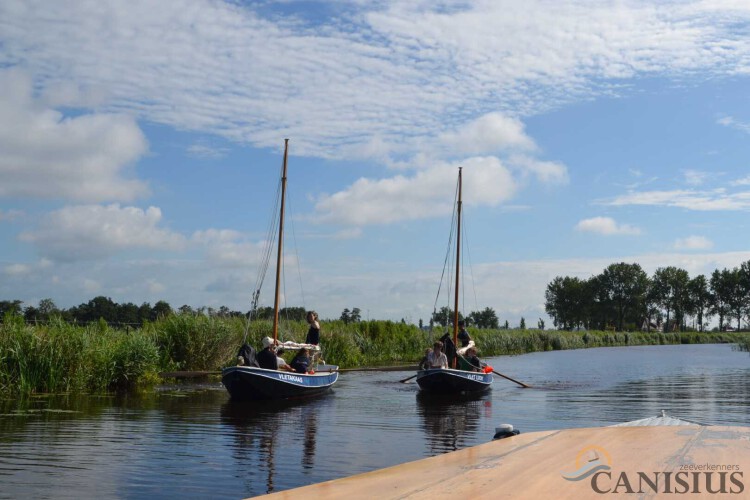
0 69 149 202
187 143 229 159
20 204 186 261
313 157 516 225
439 113 537 155
683 169 712 186
508 155 569 185
0 209 24 222
4 263 30 276
717 116 750 134
731 175 750 186
191 229 266 268
674 235 714 250
3 1 750 160
575 216 641 236
604 189 750 210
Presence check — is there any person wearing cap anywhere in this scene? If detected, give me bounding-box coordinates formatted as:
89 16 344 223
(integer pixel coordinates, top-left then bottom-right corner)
463 346 484 372
257 336 278 370
457 320 471 348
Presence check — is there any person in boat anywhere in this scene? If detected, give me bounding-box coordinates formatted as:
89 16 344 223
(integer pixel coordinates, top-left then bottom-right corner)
457 320 471 348
257 336 279 370
426 341 448 369
461 346 485 372
290 348 311 373
418 348 431 370
305 310 320 345
275 348 297 372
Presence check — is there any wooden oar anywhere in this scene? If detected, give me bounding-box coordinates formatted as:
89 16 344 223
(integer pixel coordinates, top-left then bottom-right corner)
399 373 418 384
492 370 532 389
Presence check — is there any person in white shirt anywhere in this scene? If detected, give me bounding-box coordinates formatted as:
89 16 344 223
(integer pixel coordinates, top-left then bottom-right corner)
426 341 448 369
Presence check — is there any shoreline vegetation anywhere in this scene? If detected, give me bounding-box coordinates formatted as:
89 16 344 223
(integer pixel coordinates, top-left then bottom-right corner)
2 313 749 396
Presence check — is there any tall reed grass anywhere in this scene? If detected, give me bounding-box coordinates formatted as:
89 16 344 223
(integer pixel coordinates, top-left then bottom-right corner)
2 311 747 396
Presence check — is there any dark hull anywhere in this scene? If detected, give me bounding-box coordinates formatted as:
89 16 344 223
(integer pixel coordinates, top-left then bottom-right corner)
416 368 492 394
222 366 338 401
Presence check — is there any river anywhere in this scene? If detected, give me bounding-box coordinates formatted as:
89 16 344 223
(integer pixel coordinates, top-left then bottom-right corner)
1 344 748 499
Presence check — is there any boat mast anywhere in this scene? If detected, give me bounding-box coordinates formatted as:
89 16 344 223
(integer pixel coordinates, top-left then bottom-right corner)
272 139 289 343
452 167 462 368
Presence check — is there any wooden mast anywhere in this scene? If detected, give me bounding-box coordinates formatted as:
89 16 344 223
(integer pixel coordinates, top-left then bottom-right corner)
452 167 462 368
272 139 289 343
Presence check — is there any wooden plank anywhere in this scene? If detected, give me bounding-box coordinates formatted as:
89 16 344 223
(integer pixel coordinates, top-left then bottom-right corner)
260 425 750 499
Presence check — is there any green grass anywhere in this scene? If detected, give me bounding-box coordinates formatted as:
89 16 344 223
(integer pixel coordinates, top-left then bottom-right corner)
2 311 748 396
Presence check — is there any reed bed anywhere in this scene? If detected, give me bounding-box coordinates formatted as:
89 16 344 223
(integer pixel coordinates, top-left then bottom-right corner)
1 312 747 396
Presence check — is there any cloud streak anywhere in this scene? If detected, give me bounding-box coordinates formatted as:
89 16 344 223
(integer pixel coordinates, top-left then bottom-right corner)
575 216 641 236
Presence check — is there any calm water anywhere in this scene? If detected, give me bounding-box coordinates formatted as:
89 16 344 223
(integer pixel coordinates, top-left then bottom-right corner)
1 344 748 499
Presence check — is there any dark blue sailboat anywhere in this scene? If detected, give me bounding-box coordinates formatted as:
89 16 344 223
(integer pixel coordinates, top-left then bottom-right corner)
417 168 492 395
222 140 338 401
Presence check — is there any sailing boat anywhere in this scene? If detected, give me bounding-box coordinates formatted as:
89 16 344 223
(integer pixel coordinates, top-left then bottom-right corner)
222 139 339 400
416 168 493 394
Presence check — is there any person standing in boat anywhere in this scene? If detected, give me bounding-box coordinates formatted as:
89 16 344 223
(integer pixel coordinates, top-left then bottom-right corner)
457 320 471 348
305 311 320 345
258 336 279 370
426 341 448 369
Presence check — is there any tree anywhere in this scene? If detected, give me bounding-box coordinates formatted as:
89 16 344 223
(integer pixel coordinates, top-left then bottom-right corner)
687 275 711 332
710 269 734 331
340 308 351 324
0 300 23 318
468 307 499 329
519 317 526 329
152 300 173 319
651 266 690 332
350 307 362 323
431 306 464 327
538 318 545 330
596 263 649 331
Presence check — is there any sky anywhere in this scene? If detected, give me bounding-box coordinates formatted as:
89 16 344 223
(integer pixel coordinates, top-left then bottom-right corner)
2 0 750 325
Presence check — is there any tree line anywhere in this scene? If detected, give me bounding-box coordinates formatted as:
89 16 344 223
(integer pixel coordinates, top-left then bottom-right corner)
544 261 750 332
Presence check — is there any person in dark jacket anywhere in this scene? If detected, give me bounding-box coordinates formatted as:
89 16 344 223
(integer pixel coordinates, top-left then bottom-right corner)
463 346 484 372
290 348 311 373
305 311 320 345
457 320 471 348
257 337 278 370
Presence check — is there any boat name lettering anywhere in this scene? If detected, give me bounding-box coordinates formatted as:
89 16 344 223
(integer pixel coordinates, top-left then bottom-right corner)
279 374 304 383
467 374 484 381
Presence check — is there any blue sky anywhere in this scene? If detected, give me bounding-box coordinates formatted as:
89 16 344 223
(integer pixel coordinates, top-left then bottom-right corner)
2 0 750 324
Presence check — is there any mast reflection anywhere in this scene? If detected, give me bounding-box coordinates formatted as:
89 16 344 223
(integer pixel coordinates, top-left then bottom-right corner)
220 398 321 495
416 391 491 455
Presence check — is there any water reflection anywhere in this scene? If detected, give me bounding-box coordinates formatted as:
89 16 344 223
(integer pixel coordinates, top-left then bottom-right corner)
220 398 321 495
416 392 491 454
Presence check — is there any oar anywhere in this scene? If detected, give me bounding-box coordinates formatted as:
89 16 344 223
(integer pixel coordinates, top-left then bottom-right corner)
399 374 418 383
492 370 532 389
455 353 532 389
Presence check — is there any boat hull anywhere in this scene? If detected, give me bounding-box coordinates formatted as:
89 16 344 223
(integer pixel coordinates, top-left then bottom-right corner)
222 366 338 401
416 368 492 394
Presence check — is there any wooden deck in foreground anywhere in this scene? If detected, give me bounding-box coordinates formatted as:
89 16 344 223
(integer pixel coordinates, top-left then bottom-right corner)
260 425 750 499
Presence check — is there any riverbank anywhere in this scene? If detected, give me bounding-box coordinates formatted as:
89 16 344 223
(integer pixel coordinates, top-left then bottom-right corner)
1 313 748 395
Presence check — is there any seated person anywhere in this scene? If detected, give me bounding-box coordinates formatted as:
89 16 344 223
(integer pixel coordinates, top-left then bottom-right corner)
275 348 296 372
426 341 448 369
461 347 484 372
257 337 279 370
418 348 431 370
290 348 311 373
